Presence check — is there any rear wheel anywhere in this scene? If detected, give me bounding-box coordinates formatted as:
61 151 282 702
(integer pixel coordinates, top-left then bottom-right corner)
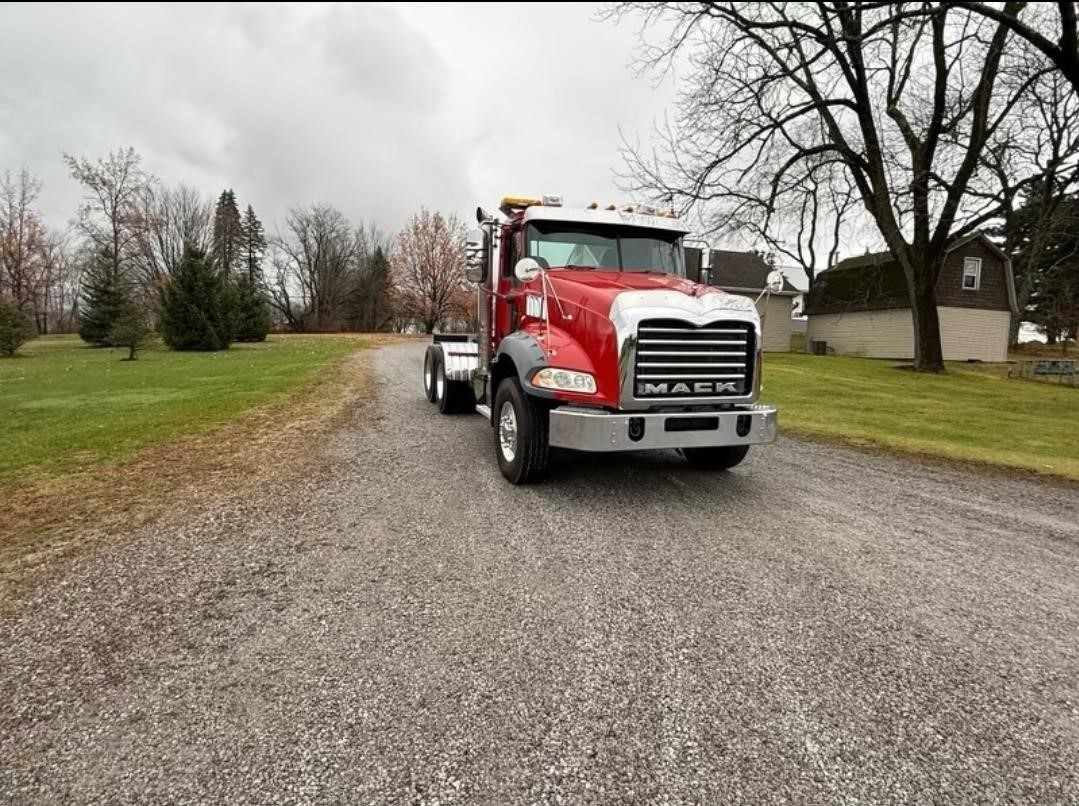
494 378 549 484
682 445 750 471
422 346 438 403
434 351 475 415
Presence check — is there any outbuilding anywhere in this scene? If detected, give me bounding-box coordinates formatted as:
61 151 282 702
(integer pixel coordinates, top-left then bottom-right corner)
804 232 1018 362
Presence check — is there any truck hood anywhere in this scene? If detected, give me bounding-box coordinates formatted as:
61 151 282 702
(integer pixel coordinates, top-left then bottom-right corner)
516 269 759 410
545 269 711 301
542 269 750 322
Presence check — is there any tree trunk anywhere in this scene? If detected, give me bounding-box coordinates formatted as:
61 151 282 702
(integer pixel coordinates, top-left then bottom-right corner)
424 318 435 334
909 275 945 372
1009 273 1033 347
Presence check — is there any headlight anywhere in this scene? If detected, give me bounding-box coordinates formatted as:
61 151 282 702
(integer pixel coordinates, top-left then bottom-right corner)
531 368 597 394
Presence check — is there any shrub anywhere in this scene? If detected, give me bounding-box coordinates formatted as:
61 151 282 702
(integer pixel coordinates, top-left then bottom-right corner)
0 298 35 357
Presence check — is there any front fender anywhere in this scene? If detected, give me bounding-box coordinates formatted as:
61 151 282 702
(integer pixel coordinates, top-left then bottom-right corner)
496 324 602 404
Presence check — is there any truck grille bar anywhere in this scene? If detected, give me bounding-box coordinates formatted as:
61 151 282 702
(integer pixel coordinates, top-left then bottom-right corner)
633 319 754 399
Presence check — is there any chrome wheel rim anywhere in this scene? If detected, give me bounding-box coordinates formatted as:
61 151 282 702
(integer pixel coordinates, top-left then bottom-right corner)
498 400 518 462
435 365 445 401
424 357 433 396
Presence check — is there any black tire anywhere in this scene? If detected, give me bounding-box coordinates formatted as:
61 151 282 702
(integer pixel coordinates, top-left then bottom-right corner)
422 346 438 403
434 352 475 415
682 444 750 471
493 378 549 484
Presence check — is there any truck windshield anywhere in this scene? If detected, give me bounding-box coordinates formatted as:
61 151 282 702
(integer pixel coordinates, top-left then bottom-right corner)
526 222 685 277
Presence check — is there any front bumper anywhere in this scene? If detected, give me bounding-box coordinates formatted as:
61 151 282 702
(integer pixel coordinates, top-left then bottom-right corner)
548 405 777 452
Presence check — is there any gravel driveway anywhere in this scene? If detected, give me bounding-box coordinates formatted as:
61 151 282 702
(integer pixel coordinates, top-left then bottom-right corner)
3 341 1079 805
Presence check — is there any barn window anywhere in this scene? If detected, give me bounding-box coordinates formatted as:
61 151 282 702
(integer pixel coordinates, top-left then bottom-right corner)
962 257 982 291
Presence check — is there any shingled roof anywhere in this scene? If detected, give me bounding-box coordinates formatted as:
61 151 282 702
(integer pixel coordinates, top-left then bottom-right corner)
803 258 909 315
828 231 989 273
685 248 799 293
804 231 1014 316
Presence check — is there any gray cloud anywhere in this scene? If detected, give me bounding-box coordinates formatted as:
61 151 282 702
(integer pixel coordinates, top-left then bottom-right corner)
0 2 674 235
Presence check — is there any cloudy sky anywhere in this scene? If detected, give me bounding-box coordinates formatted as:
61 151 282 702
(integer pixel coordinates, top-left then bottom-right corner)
0 2 677 238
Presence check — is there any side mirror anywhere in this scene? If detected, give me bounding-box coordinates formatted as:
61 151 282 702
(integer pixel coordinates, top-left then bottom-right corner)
766 270 784 294
514 257 543 283
465 227 488 283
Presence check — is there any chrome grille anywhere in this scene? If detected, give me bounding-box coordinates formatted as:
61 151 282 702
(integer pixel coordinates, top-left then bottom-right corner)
633 319 754 398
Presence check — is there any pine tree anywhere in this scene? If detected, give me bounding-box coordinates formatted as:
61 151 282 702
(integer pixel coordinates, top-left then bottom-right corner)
368 246 392 330
0 297 35 357
78 247 127 347
161 245 233 351
212 189 243 276
239 204 267 282
231 275 272 342
108 298 150 360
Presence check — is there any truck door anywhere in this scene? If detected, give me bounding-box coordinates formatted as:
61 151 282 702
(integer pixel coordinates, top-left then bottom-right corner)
493 222 521 344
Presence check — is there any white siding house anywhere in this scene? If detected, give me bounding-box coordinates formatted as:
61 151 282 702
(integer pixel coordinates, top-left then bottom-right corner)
805 232 1018 362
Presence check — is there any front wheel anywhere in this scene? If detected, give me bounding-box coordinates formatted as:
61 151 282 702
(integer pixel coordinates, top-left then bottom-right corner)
682 444 750 471
493 378 549 484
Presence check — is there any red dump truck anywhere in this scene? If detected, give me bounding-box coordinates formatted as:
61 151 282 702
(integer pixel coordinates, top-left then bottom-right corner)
423 195 780 484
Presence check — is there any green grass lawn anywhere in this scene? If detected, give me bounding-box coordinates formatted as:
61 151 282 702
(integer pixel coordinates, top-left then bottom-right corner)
0 335 362 484
761 352 1079 480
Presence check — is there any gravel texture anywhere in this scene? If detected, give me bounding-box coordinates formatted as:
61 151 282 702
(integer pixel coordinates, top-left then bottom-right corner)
2 341 1079 805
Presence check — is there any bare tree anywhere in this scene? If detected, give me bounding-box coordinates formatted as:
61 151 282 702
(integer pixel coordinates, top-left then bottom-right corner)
957 3 1079 97
0 168 46 315
269 204 362 332
391 209 466 334
727 162 861 288
134 183 213 287
615 2 1058 371
34 229 79 334
64 147 155 283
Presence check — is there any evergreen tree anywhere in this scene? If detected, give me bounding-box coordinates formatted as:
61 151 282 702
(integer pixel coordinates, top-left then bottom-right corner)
368 246 392 330
1008 186 1079 345
78 247 127 346
231 275 272 342
108 298 150 360
161 245 233 351
212 189 243 275
0 297 35 357
239 204 266 282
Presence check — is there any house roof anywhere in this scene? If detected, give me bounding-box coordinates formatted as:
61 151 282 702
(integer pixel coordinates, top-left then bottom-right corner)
685 247 800 294
806 231 1018 315
830 231 993 272
710 249 800 293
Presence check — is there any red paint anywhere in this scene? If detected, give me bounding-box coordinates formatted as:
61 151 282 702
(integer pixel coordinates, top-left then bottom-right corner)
500 260 729 408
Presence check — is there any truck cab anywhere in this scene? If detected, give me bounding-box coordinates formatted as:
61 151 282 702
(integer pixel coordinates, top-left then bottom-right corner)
423 195 779 484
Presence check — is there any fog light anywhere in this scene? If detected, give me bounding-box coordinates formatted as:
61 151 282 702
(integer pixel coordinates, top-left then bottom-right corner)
628 417 645 442
736 414 751 437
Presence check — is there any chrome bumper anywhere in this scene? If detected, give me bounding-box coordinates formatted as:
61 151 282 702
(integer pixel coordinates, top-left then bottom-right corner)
548 405 777 452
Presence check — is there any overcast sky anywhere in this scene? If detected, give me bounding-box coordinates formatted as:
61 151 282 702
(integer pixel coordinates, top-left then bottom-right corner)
0 2 678 240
